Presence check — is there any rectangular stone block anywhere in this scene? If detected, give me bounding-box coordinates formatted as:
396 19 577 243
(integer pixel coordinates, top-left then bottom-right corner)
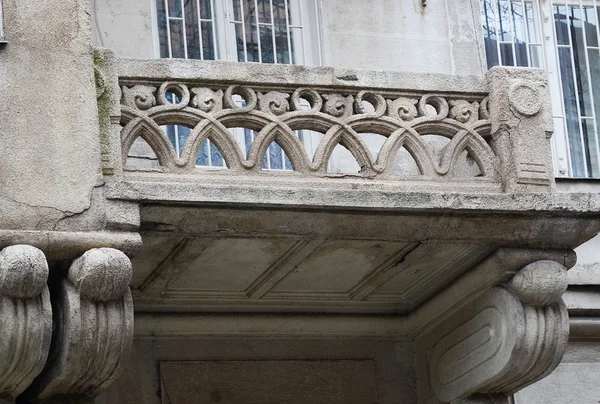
159 360 377 404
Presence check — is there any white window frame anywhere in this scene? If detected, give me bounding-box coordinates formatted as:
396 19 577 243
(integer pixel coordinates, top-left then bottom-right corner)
0 0 5 42
151 0 330 171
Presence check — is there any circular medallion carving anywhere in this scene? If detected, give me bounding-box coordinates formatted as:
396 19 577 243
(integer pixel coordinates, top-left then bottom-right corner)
509 83 542 116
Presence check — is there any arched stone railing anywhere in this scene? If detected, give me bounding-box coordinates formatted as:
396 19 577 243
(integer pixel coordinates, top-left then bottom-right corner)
95 50 555 194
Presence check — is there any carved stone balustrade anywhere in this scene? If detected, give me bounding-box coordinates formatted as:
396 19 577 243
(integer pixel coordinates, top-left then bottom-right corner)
96 50 553 195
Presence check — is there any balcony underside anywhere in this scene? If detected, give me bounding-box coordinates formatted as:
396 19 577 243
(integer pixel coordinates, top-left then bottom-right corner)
108 180 600 314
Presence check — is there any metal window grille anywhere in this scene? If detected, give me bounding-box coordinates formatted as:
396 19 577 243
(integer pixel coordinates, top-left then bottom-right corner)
549 0 600 178
481 0 600 178
480 0 544 68
156 0 218 60
154 0 320 171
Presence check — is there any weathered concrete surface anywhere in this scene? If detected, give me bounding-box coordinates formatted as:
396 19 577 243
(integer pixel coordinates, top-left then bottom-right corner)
92 0 486 75
91 0 155 58
514 342 600 403
0 0 104 231
317 0 485 74
96 337 417 404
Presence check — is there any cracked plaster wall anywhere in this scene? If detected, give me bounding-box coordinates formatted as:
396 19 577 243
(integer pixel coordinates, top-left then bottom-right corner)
0 0 106 231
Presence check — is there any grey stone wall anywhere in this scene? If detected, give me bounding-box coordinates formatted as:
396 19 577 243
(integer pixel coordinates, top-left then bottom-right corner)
0 0 105 231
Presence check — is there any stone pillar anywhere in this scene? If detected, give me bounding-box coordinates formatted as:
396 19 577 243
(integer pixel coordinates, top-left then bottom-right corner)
0 0 104 231
22 248 134 404
487 67 555 192
0 246 52 404
426 260 569 403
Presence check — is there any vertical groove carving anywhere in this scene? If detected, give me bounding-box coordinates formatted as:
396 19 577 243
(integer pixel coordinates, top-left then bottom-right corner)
428 260 570 403
23 248 134 404
0 245 52 404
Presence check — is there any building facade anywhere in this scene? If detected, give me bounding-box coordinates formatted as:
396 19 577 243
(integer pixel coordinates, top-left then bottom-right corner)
1 0 600 403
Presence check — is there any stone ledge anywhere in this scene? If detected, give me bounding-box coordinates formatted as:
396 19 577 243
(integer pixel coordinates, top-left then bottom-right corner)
0 230 142 260
115 56 489 94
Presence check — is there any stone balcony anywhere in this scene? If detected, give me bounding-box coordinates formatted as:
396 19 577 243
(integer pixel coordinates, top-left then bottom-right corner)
89 48 600 402
94 49 600 315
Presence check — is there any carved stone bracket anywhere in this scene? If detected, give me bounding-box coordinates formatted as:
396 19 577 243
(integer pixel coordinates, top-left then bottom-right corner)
0 245 52 404
24 248 134 404
427 260 569 403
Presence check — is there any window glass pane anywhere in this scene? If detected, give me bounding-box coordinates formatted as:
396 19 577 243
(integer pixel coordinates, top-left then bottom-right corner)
589 48 600 176
530 44 542 67
273 0 291 63
169 19 186 58
558 46 586 177
290 27 304 64
232 0 242 21
185 0 201 59
166 125 177 148
201 21 215 60
260 25 275 63
269 143 283 169
244 129 253 157
157 0 170 58
285 154 293 170
481 0 499 68
257 0 272 24
177 125 190 155
525 2 537 43
210 140 225 166
569 6 594 117
200 0 212 19
242 1 260 61
512 1 526 43
582 118 599 177
555 5 570 46
497 0 513 41
168 0 182 18
197 139 210 165
584 6 599 48
500 42 515 65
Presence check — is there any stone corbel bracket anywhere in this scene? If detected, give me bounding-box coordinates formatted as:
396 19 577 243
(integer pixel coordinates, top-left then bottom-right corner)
425 260 569 404
0 245 52 404
24 248 134 404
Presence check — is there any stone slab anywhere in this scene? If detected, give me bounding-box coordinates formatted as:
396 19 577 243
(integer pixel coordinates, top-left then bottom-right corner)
159 360 377 404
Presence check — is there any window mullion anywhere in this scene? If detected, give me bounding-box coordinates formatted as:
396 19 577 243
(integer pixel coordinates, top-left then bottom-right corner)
254 0 263 63
579 0 600 175
164 0 173 58
180 0 188 59
240 0 249 61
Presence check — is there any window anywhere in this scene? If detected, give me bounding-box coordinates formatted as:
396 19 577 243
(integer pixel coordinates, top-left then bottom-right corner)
0 0 5 42
150 0 322 171
481 0 600 178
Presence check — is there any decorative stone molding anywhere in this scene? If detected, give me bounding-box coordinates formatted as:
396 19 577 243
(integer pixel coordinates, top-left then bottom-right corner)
0 245 52 404
24 248 134 404
427 260 569 403
118 80 497 183
487 67 555 191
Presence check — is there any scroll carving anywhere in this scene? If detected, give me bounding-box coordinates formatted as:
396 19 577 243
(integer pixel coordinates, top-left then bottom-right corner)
429 260 569 403
119 81 497 182
0 245 52 404
24 248 134 404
